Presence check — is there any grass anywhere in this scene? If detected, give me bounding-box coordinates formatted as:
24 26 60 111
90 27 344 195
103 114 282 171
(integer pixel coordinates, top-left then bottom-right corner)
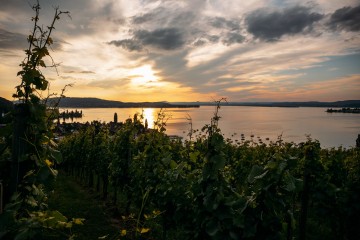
48 172 119 240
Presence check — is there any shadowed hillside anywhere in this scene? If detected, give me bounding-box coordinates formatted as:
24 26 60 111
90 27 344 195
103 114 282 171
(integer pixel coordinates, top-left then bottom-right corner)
48 97 200 108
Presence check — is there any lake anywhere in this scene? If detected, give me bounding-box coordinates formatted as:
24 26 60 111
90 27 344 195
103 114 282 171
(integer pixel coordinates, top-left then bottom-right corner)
60 106 360 148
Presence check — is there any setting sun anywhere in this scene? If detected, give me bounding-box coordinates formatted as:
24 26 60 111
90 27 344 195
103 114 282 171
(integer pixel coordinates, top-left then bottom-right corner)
130 65 158 86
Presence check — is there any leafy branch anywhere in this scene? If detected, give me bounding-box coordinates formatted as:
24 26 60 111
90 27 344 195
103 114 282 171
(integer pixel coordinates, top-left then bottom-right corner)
14 0 70 103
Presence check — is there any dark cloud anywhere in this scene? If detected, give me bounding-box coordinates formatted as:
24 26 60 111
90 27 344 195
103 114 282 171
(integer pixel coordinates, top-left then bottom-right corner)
205 17 244 46
110 28 185 51
193 39 206 47
132 11 158 24
0 0 32 13
120 6 246 51
207 35 220 43
132 13 155 25
222 32 245 46
108 39 143 52
132 7 196 28
134 28 185 50
245 6 323 41
209 17 240 31
0 28 62 51
328 5 360 32
0 29 27 50
0 0 88 38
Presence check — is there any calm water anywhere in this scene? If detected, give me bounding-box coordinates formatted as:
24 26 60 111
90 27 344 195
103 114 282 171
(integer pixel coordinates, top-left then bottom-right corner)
61 106 360 148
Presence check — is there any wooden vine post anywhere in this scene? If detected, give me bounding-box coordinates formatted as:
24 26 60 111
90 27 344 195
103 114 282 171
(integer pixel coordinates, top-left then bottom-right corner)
9 104 30 198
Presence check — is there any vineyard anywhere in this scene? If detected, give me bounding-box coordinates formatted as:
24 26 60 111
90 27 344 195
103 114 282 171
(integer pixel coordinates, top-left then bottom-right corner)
55 107 360 240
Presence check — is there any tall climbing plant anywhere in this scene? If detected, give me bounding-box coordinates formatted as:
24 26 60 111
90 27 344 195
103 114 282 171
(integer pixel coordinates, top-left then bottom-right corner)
0 1 83 239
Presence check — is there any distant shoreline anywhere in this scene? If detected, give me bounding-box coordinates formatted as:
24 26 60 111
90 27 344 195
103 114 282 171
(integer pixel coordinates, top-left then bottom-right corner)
59 105 201 109
56 98 360 109
59 100 360 108
4 97 360 109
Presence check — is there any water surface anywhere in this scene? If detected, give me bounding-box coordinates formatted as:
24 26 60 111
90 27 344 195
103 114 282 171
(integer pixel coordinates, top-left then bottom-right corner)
61 106 360 148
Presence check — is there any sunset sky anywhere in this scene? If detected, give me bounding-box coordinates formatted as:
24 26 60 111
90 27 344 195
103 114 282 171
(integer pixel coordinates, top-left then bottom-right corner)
0 0 359 102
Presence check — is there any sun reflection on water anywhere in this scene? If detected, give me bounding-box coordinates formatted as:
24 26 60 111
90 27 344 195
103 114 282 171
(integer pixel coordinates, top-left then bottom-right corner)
142 108 155 129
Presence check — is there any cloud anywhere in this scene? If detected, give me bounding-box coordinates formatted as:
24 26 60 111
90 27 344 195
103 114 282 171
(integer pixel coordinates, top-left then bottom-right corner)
0 0 32 15
134 28 185 50
131 6 196 28
209 17 240 31
114 5 195 52
328 5 360 32
205 16 245 46
108 39 143 51
190 35 221 47
0 29 27 50
0 49 21 58
222 32 245 46
87 78 131 88
111 3 249 52
205 78 261 93
109 28 186 51
245 6 324 41
193 39 207 47
64 70 96 74
80 70 95 74
132 11 157 24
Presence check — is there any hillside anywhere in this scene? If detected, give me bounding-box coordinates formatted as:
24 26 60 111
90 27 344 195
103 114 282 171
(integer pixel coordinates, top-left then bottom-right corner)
50 97 200 108
52 98 360 108
4 97 360 108
0 97 13 113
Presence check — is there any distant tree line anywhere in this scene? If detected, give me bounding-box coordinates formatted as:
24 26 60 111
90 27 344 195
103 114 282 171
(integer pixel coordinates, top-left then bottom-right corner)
326 108 360 113
59 109 83 121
